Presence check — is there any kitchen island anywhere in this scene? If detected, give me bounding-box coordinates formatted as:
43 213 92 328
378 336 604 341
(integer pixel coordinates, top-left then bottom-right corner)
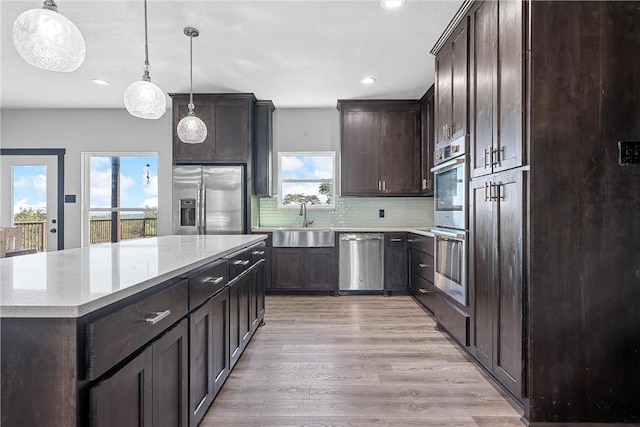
0 234 267 427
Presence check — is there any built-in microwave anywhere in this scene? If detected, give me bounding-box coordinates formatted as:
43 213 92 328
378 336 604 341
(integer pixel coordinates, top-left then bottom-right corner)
432 156 467 230
431 227 467 306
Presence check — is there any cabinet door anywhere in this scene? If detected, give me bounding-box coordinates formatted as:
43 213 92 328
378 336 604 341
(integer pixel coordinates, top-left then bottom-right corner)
272 248 304 289
341 108 381 195
470 1 497 178
251 261 266 332
421 87 435 195
493 171 524 396
451 18 469 143
435 45 453 145
153 319 188 427
305 248 337 290
229 278 242 368
214 97 253 162
385 233 408 292
253 101 275 196
172 95 215 164
188 301 214 427
381 106 421 194
90 347 153 427
239 274 251 350
469 176 496 369
210 289 230 396
494 0 523 173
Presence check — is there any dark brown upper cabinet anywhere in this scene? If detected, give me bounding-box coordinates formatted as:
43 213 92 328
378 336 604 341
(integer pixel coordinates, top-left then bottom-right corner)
253 100 275 197
170 93 256 164
338 100 422 196
469 0 524 178
434 17 469 148
420 86 435 195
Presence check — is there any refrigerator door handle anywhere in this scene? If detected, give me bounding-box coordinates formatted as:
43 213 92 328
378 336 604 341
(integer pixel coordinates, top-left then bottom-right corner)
201 183 207 234
196 182 202 234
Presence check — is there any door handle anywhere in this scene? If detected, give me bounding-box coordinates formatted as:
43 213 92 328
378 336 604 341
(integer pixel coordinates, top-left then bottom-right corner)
418 263 430 268
205 276 225 285
50 229 57 233
418 288 430 294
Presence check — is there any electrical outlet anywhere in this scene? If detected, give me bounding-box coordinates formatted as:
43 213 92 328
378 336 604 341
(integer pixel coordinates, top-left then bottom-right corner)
379 209 385 218
619 141 640 165
64 194 76 203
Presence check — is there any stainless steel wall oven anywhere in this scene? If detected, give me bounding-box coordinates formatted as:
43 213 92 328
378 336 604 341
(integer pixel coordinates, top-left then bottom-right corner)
431 228 467 306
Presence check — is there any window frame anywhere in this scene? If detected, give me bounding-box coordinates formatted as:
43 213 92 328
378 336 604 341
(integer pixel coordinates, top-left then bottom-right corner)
277 151 336 210
81 152 158 247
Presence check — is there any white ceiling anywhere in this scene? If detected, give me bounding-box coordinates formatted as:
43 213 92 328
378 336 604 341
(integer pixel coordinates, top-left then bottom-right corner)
0 0 462 109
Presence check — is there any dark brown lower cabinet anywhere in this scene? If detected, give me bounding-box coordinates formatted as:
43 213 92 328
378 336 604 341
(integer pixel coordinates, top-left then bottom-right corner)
385 233 408 294
469 170 525 398
188 289 230 427
271 247 336 291
91 319 189 427
250 260 266 332
229 273 251 368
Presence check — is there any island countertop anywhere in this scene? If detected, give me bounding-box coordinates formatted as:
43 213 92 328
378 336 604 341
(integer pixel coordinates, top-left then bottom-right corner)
0 234 266 318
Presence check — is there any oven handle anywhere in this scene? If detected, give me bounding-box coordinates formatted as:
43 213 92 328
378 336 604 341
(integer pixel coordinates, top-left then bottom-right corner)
430 156 465 173
430 228 466 241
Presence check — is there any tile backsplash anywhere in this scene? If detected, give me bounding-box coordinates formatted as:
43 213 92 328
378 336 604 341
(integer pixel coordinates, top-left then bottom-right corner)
257 196 434 228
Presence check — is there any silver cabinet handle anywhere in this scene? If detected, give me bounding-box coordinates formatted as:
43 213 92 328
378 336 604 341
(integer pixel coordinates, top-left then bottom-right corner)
418 263 430 268
252 250 265 256
418 288 429 294
407 239 416 243
484 148 491 168
205 276 224 285
382 181 386 191
234 259 250 266
144 310 171 325
390 238 403 242
378 180 382 191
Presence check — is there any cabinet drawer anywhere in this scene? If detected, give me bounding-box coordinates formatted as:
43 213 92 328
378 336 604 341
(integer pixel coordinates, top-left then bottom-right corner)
412 273 439 314
410 249 434 282
189 259 229 309
86 279 189 381
407 233 434 255
385 233 407 248
437 297 470 347
228 249 252 279
250 241 267 264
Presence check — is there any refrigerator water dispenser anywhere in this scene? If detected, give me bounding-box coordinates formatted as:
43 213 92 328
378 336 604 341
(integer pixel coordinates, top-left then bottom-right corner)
179 199 196 226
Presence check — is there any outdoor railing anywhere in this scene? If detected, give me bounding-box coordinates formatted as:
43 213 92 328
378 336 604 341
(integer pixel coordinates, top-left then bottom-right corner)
14 218 158 249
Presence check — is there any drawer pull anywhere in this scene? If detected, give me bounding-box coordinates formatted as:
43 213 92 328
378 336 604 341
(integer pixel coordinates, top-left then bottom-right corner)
407 239 416 243
233 259 250 266
390 238 403 242
418 263 431 268
205 276 224 285
418 288 430 294
144 310 171 325
252 250 265 255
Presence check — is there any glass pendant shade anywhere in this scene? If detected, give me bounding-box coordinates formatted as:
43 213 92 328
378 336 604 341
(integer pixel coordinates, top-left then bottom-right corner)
177 108 207 144
12 4 86 72
124 79 166 120
124 0 166 120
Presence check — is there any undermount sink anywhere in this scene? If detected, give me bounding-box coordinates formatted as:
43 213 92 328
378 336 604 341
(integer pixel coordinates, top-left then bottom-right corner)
272 229 335 247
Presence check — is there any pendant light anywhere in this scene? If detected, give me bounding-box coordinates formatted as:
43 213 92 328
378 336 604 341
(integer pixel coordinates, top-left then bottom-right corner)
124 0 166 120
176 27 207 144
12 0 86 72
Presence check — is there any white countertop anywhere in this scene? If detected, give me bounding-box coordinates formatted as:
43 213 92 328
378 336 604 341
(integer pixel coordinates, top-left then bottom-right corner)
0 234 266 318
252 226 435 236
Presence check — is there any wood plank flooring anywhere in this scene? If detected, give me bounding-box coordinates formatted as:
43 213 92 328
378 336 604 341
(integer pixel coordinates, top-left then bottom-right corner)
201 295 525 427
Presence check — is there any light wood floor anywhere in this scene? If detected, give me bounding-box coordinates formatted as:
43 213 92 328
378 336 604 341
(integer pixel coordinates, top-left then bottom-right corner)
202 295 525 427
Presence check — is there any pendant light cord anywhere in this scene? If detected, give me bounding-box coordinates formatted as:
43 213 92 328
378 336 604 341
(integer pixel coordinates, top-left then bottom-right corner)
189 33 194 107
144 0 149 67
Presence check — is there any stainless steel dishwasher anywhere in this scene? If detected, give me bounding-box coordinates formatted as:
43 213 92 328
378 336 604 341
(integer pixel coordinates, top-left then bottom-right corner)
338 233 384 292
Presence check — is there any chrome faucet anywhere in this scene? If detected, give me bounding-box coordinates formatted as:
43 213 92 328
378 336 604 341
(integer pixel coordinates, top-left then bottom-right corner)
299 203 314 227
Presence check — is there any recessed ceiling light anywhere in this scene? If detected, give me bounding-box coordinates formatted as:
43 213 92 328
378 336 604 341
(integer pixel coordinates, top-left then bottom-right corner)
91 79 110 86
380 0 407 10
360 76 377 85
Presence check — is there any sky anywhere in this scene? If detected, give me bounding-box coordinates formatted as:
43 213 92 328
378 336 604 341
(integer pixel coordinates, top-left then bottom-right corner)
12 156 158 216
279 153 334 205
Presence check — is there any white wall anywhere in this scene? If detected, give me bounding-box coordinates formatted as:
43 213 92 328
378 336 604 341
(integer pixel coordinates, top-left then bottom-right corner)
1 109 173 249
273 108 341 194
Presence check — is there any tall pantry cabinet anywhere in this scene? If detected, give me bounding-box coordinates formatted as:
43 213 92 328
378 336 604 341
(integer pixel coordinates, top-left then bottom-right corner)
435 0 640 424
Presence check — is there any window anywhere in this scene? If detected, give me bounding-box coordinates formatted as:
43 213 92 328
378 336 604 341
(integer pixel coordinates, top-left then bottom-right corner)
83 153 158 246
278 152 335 209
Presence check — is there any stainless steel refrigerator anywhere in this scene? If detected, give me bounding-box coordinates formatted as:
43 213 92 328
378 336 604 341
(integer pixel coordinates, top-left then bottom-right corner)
173 165 245 234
